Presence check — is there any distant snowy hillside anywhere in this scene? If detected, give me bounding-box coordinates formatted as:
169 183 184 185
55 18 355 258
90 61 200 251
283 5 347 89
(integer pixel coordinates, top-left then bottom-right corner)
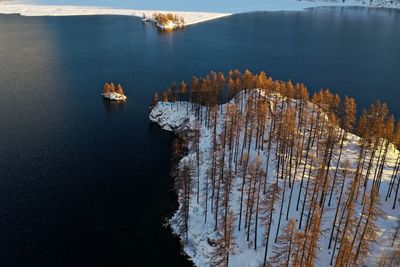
1 0 399 26
5 0 400 13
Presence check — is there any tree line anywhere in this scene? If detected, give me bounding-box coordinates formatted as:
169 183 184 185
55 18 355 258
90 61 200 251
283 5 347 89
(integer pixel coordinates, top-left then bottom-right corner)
151 69 400 266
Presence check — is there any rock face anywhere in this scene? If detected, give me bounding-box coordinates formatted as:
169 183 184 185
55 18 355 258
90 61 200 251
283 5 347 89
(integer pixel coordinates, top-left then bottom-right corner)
149 102 191 132
102 92 127 101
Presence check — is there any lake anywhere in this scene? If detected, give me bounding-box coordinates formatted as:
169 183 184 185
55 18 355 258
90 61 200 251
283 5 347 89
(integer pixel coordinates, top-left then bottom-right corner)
0 6 399 266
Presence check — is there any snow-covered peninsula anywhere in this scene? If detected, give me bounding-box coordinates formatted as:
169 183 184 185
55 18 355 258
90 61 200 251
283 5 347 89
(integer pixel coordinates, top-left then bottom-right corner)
0 1 230 26
1 0 399 27
150 72 400 266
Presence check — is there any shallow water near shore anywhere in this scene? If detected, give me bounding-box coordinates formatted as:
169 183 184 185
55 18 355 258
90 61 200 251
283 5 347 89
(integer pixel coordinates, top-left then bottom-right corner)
0 6 399 266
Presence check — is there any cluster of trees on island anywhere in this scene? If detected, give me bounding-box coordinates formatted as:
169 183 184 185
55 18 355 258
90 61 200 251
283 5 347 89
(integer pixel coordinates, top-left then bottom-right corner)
149 12 185 28
151 70 400 267
102 82 125 95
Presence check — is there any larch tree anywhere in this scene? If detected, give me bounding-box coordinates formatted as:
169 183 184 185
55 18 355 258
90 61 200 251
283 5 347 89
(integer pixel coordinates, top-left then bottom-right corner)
270 219 297 267
262 182 281 266
386 122 400 202
353 188 381 265
332 174 358 266
116 83 124 95
328 96 357 206
211 210 236 267
328 160 350 249
176 158 195 243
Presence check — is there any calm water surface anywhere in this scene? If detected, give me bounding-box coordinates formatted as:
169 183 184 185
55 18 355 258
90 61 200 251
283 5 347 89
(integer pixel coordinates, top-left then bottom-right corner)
0 7 399 267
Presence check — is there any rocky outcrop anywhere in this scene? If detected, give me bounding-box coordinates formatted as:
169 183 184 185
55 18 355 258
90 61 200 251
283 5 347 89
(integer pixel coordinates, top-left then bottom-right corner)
102 92 127 101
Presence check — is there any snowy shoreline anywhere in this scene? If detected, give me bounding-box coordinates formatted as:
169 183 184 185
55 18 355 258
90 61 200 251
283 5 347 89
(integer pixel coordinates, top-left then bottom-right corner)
150 89 400 267
0 3 231 26
1 0 399 27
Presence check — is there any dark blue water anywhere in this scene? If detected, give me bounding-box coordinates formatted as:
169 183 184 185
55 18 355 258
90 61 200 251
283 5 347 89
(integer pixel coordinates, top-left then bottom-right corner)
0 7 399 267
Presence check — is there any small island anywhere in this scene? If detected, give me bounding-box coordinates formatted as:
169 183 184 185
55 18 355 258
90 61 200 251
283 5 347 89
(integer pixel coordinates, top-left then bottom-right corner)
144 13 185 31
102 82 127 101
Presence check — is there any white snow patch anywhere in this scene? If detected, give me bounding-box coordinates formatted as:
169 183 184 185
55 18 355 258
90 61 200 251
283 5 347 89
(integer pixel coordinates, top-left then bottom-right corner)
102 92 127 101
